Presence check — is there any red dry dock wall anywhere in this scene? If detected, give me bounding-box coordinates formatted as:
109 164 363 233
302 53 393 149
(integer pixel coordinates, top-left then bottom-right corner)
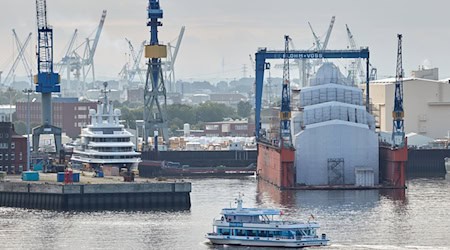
257 142 295 189
379 140 408 188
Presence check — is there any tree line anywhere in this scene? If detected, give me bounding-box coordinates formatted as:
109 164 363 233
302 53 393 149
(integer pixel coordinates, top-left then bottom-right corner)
119 101 252 133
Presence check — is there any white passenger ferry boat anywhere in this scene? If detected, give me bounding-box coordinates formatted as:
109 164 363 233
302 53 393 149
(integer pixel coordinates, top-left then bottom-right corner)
206 195 329 248
71 82 140 171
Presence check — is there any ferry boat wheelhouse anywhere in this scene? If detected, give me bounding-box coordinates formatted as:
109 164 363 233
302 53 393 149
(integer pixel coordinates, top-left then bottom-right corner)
206 195 329 248
71 82 140 170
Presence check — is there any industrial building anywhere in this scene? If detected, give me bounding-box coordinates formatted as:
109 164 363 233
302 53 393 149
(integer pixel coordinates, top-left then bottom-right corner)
0 122 27 174
294 63 379 186
370 72 450 139
16 98 97 139
0 105 15 122
204 119 255 137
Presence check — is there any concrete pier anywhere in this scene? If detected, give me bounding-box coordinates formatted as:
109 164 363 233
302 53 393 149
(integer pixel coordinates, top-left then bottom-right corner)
0 181 191 211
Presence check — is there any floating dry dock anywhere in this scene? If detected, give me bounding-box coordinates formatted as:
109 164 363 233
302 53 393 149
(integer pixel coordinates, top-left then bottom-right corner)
0 174 191 211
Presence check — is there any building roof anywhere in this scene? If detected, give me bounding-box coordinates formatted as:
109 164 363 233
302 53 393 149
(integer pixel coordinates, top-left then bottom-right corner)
405 132 434 147
205 119 250 125
370 77 443 85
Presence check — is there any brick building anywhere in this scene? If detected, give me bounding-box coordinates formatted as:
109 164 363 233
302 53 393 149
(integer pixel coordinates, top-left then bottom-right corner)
127 87 144 103
204 119 255 137
0 122 27 174
16 97 97 139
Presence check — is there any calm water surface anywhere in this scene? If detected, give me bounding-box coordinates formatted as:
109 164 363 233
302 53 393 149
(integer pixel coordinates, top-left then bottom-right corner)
0 175 449 250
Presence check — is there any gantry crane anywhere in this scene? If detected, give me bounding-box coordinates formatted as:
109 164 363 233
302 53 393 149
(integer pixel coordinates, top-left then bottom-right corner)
392 34 405 148
33 0 62 153
280 35 292 148
143 0 169 149
254 48 370 140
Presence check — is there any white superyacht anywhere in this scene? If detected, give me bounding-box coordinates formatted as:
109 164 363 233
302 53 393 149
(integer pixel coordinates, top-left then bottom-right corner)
71 82 140 171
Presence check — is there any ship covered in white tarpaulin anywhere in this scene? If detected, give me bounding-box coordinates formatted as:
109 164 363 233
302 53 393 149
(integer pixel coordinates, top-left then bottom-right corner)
293 63 379 186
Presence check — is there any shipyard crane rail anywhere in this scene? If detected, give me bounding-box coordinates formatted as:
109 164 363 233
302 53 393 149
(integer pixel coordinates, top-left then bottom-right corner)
392 34 405 148
254 48 370 140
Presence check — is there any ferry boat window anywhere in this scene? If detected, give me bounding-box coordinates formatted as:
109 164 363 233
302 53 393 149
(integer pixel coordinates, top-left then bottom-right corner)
257 230 265 237
218 228 230 235
246 230 257 236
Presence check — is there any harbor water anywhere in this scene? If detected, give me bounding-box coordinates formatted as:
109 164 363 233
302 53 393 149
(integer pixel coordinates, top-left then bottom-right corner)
0 175 449 249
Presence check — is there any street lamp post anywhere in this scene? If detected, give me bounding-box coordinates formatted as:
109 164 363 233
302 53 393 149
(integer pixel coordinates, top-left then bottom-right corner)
23 89 33 171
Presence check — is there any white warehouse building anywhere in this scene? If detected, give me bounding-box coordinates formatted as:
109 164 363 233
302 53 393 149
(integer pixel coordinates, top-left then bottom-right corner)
294 63 379 186
369 75 450 139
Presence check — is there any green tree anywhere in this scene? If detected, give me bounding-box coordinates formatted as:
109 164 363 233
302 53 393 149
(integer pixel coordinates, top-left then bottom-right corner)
237 101 252 118
195 101 235 122
167 104 196 125
13 121 26 135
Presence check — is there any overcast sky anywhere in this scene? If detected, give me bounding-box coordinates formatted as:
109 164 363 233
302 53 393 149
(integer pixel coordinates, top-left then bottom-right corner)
1 0 449 82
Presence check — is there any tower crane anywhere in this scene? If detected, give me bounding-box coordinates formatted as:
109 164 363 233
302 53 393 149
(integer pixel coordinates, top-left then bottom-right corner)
32 0 62 153
280 35 292 148
392 34 405 148
143 0 169 149
3 31 33 85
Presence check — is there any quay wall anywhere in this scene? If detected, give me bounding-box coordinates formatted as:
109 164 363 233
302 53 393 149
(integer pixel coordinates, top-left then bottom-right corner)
0 182 191 211
407 149 448 174
141 150 257 168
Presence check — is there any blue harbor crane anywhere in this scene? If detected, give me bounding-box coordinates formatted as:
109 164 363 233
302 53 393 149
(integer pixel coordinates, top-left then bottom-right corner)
254 48 370 140
32 0 62 153
143 0 169 150
392 34 405 148
280 35 292 148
